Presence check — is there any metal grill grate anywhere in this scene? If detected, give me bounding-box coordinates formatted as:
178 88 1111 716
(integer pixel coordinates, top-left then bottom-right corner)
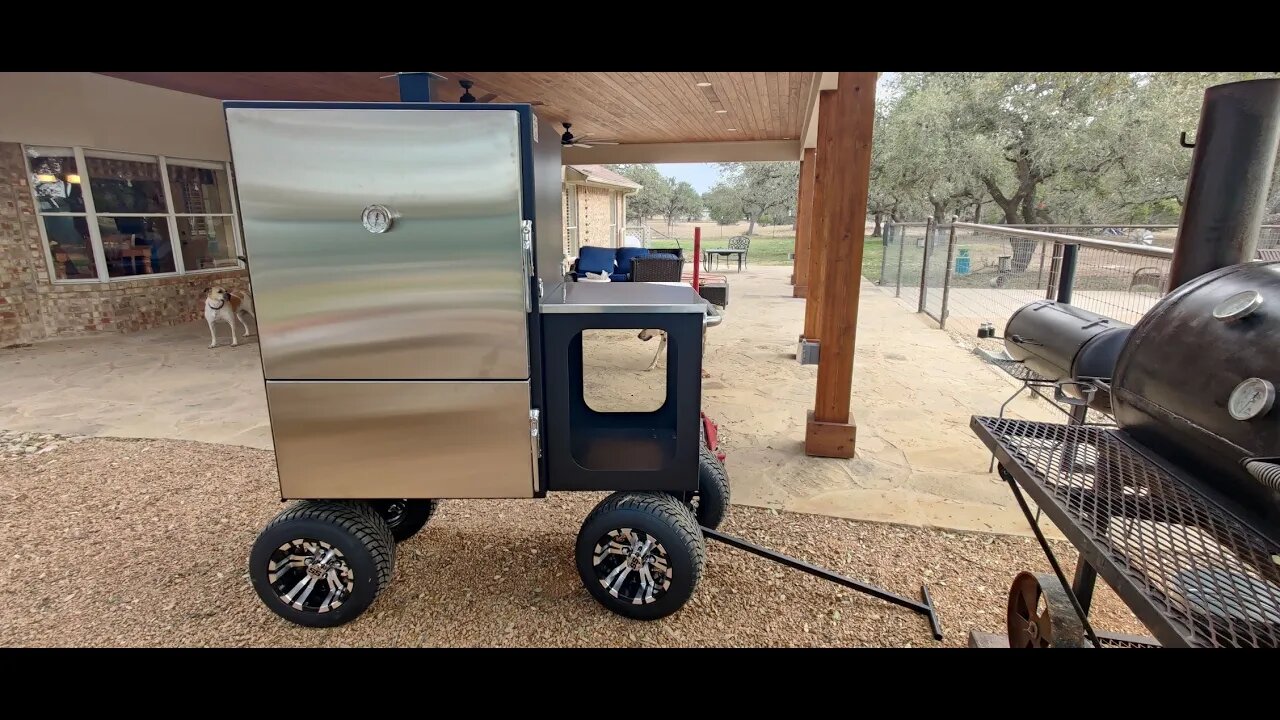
973 416 1280 648
975 349 1053 382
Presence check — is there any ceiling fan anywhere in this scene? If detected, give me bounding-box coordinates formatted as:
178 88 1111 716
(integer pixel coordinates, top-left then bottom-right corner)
456 79 545 106
560 123 619 149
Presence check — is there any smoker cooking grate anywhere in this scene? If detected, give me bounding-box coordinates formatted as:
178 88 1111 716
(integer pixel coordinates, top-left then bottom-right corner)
976 349 1053 382
973 416 1280 648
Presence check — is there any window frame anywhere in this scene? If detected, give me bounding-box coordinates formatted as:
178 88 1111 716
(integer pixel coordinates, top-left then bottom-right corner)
23 144 244 284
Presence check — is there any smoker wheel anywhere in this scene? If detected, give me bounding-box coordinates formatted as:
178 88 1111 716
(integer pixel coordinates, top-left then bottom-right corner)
1006 571 1089 648
368 499 438 543
687 445 731 529
248 500 396 628
576 492 706 621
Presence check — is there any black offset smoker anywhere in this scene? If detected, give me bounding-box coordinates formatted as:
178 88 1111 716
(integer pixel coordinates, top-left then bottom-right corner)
973 78 1280 648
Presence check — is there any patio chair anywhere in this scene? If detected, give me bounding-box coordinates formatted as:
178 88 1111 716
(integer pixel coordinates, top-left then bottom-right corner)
630 254 683 282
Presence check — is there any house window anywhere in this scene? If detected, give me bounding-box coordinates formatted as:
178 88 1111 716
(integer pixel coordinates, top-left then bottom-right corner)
24 145 242 283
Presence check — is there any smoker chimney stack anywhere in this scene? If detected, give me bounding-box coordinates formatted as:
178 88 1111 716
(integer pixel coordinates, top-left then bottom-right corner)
1168 78 1280 291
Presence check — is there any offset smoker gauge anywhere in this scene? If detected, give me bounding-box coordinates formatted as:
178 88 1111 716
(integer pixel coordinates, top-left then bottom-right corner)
1229 377 1276 421
1213 289 1265 322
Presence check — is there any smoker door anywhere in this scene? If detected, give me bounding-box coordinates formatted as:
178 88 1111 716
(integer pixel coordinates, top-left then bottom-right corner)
225 106 530 381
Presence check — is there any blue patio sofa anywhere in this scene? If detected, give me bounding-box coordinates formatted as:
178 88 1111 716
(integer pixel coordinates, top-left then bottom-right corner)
571 246 683 282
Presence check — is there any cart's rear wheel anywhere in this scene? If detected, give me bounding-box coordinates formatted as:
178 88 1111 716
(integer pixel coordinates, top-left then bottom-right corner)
1006 571 1088 648
248 500 395 628
576 492 705 621
368 499 438 543
689 445 731 529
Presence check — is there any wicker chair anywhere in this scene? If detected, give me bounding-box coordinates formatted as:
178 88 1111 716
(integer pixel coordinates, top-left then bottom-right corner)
630 254 684 283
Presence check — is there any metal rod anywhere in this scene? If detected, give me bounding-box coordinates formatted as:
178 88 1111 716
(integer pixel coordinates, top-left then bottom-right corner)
939 221 959 329
1000 471 1102 648
894 224 906 298
693 226 701 292
700 526 943 641
1071 558 1098 615
1056 243 1079 304
917 217 934 313
880 220 892 285
952 222 1173 259
1035 239 1047 291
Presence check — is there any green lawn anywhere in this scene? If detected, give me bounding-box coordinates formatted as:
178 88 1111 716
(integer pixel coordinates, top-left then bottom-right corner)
646 235 889 275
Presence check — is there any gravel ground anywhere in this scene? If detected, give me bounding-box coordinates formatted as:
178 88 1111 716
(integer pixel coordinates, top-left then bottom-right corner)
0 434 1148 647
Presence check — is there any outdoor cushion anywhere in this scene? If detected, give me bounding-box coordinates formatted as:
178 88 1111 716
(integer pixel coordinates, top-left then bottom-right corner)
577 246 617 275
615 247 650 274
609 272 630 282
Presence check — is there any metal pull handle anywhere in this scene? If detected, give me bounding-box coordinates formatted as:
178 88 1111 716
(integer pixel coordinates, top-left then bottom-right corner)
521 220 534 313
1054 381 1096 407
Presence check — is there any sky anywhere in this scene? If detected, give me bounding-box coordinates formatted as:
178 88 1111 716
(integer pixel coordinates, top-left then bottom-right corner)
655 163 723 194
651 75 900 194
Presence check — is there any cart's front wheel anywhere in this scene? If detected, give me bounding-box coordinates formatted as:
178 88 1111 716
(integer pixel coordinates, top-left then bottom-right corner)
248 501 395 628
368 499 438 543
576 492 705 621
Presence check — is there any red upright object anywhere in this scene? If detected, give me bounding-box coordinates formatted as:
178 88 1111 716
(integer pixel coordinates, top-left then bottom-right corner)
692 226 701 292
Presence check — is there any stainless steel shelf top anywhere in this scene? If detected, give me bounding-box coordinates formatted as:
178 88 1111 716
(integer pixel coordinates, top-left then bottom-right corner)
540 281 709 314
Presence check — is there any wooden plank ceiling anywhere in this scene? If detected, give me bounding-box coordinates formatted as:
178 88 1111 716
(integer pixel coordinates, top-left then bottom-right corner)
99 72 817 146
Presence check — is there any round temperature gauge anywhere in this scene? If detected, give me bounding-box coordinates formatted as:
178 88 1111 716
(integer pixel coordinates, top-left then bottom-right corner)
1229 378 1276 421
1213 289 1264 322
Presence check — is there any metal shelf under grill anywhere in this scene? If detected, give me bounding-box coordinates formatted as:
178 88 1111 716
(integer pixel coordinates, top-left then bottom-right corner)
972 416 1280 648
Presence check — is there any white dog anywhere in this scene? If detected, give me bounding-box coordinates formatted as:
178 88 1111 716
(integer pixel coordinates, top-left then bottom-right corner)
204 286 256 348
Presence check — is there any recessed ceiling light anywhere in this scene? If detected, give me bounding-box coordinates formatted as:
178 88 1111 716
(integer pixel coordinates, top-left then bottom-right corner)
715 109 728 114
696 82 712 87
727 128 738 132
783 137 791 140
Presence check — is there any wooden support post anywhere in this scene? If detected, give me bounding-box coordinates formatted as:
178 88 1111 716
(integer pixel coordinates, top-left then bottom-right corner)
802 91 838 342
805 72 877 459
791 148 817 296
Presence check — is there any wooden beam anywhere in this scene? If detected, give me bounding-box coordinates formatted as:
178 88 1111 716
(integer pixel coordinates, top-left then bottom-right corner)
805 72 877 459
791 148 817 293
801 91 837 340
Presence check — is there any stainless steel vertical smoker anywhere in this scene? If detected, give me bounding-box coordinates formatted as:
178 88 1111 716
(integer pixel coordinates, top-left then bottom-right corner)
226 100 730 627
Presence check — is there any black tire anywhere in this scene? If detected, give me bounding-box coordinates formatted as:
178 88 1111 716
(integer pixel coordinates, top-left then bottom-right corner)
368 499 438 543
248 500 395 628
576 492 705 621
693 445 731 529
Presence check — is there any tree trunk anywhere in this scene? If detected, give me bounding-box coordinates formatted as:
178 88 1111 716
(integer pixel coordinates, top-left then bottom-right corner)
872 211 883 237
746 213 758 236
973 199 983 223
930 201 947 224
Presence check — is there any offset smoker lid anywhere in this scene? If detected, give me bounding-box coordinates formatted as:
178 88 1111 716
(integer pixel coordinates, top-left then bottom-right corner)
540 281 709 314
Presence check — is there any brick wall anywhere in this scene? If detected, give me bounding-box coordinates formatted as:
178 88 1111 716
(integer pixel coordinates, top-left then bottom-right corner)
0 141 247 346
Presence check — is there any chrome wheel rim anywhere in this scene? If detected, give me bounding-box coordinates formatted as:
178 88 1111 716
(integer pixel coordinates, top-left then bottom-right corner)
591 528 672 605
266 539 355 614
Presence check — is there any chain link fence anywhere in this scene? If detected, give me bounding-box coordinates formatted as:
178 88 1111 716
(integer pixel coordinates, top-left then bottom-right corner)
871 221 1275 352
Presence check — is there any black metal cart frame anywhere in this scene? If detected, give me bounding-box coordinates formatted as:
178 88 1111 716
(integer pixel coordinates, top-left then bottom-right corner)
973 416 1280 648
